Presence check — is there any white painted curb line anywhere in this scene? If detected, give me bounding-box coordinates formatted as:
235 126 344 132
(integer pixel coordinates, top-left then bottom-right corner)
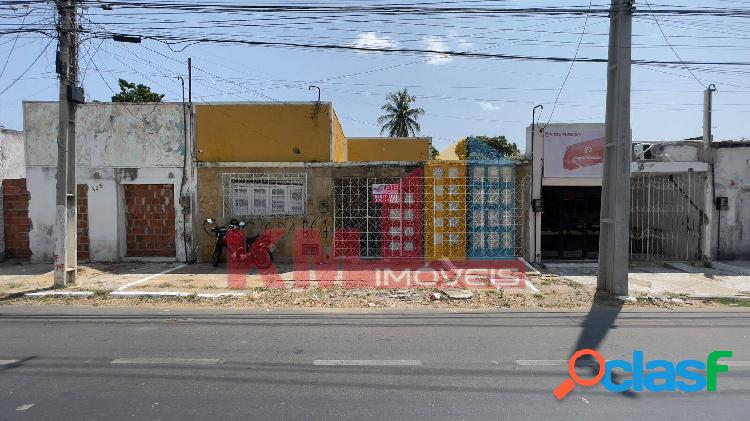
110 291 245 299
116 263 187 292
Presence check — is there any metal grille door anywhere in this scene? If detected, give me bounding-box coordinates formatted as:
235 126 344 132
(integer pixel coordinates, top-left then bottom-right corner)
630 172 707 261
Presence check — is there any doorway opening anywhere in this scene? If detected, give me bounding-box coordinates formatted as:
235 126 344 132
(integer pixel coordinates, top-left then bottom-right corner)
541 186 601 260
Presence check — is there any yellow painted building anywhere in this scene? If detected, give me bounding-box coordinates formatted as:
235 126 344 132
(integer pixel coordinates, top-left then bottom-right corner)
341 137 432 162
196 102 340 162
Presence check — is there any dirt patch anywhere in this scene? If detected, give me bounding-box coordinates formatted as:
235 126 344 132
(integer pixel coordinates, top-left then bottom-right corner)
4 273 738 310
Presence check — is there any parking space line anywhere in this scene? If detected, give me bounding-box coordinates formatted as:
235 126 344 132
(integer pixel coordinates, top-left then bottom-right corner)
115 264 187 292
313 360 422 366
111 358 222 365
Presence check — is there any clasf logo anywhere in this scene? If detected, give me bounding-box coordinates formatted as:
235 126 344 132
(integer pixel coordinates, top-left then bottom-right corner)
553 349 733 400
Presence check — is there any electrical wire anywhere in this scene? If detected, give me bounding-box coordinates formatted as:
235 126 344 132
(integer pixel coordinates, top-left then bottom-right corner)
544 0 592 126
643 0 707 88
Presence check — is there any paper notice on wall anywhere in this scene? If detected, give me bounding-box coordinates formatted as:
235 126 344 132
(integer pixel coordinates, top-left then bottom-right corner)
543 126 606 177
372 183 400 204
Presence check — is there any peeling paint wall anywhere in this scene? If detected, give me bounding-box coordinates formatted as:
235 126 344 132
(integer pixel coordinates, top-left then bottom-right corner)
714 145 750 259
23 101 192 262
196 164 419 262
0 128 25 180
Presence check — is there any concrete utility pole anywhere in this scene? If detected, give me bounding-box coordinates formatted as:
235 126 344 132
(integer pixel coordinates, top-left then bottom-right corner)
703 84 717 148
597 0 634 297
53 0 79 287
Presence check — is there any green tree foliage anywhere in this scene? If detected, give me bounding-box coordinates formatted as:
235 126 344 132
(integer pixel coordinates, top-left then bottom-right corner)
111 79 165 103
377 89 425 137
430 145 440 160
454 135 522 160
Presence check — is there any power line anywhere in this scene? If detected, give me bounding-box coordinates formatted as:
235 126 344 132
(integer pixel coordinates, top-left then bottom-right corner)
0 38 51 96
83 31 750 67
0 10 26 83
643 0 707 88
545 0 593 126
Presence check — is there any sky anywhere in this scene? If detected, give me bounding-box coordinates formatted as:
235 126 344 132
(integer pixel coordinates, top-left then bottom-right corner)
1 0 748 153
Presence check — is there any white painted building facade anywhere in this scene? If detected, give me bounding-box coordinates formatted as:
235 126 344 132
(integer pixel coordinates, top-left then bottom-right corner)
23 101 194 262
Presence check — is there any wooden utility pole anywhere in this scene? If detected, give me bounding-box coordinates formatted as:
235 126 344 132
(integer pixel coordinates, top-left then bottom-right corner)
54 0 80 287
597 0 634 297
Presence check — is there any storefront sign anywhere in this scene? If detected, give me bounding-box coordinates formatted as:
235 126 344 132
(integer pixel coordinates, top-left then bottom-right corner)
543 126 606 177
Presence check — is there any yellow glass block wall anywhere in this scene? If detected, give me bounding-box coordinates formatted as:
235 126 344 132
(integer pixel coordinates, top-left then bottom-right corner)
424 161 467 260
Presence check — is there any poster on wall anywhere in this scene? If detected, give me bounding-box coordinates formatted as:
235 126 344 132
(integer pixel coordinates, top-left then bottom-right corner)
543 126 606 177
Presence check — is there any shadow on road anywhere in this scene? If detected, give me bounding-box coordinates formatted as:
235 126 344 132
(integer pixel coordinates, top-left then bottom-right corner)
569 295 637 398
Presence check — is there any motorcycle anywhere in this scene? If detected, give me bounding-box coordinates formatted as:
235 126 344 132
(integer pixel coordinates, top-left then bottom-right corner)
204 218 275 268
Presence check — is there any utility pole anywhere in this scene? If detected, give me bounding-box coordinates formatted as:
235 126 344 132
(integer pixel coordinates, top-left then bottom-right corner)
187 57 192 103
703 84 718 262
703 84 717 148
597 0 634 297
54 0 80 287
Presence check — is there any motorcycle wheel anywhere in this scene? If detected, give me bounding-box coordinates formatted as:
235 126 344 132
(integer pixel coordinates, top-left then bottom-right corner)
211 244 223 267
255 250 272 269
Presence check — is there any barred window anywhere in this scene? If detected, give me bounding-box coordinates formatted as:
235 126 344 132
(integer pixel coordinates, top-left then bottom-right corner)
223 173 307 217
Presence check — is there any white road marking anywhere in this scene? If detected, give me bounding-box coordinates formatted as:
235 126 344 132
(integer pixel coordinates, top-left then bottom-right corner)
516 360 750 368
15 404 34 411
313 360 422 366
110 291 245 298
524 279 541 293
115 264 187 292
110 358 222 365
515 360 567 366
0 359 20 366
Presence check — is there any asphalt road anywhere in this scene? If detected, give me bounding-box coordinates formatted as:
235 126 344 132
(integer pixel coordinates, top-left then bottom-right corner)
0 305 748 420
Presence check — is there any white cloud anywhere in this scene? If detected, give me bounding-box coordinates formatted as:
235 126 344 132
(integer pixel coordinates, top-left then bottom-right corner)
422 36 452 65
351 32 396 52
448 30 474 50
478 101 502 112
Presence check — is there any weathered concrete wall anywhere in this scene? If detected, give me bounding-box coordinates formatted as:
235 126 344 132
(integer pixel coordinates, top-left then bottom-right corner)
25 102 185 167
23 102 191 262
0 128 25 180
196 163 420 262
641 140 705 162
713 143 750 259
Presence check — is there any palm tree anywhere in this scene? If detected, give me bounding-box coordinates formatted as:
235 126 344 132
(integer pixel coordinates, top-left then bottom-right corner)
377 89 425 137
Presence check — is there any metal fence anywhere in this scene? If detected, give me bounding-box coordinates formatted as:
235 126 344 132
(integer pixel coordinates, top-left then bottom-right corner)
333 163 530 259
630 171 707 261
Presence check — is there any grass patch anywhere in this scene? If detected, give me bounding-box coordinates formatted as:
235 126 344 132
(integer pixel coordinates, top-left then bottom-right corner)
714 298 750 307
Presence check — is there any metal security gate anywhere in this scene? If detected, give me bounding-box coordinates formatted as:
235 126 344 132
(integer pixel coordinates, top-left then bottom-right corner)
333 164 531 260
467 163 517 258
333 171 424 258
630 171 707 261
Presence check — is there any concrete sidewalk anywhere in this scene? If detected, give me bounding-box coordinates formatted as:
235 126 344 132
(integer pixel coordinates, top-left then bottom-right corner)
541 261 750 299
3 260 750 307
